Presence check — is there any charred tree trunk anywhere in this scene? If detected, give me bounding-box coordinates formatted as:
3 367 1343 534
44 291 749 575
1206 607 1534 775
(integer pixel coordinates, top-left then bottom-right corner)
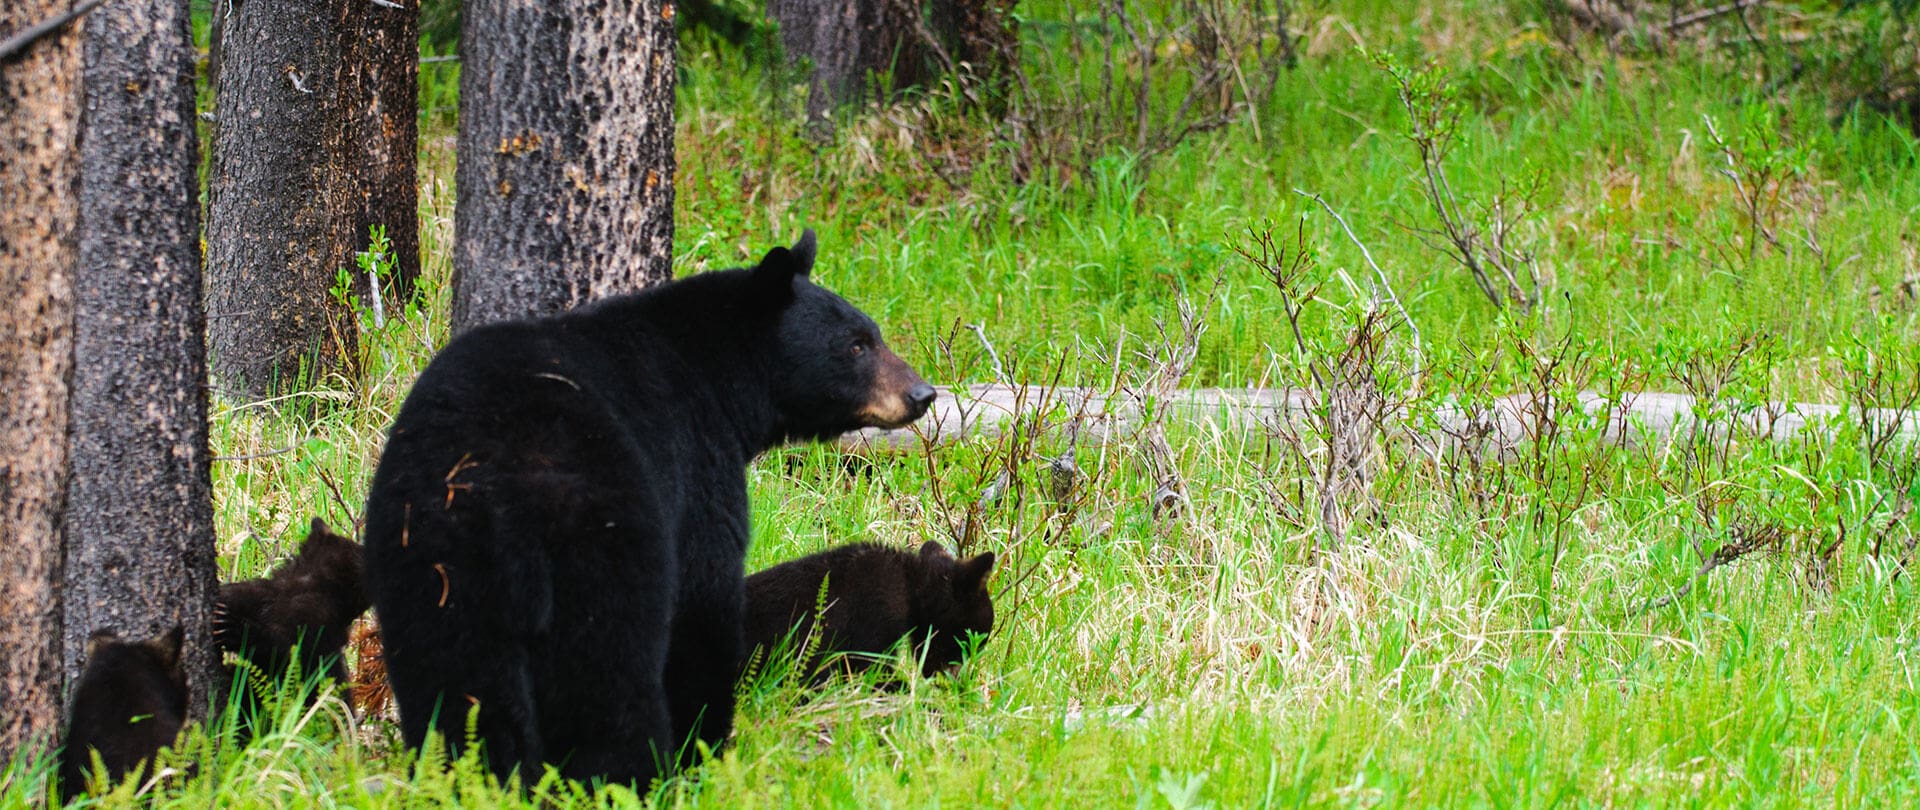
0 0 81 762
340 0 420 303
925 0 1018 78
206 0 419 397
450 0 676 333
768 0 914 128
205 0 355 397
767 0 1016 129
63 0 221 717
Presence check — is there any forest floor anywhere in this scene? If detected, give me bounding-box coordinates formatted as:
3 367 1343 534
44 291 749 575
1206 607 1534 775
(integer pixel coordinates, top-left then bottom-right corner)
14 0 1920 806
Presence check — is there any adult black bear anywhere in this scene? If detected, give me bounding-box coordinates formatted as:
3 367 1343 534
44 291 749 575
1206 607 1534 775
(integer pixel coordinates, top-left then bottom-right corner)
60 626 187 801
743 541 996 682
214 517 368 686
362 231 934 786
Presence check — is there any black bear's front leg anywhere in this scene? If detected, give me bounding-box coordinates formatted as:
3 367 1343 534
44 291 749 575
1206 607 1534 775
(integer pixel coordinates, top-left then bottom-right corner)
664 509 747 769
665 586 743 770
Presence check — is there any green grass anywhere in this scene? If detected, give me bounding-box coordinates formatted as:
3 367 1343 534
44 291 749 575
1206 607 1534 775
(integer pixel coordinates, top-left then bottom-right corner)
14 0 1920 806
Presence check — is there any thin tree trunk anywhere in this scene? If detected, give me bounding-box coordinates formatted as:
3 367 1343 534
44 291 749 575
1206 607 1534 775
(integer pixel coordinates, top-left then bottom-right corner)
451 0 676 333
339 0 419 304
206 0 418 397
63 0 220 717
0 0 81 762
767 0 891 128
767 0 1014 129
205 0 225 101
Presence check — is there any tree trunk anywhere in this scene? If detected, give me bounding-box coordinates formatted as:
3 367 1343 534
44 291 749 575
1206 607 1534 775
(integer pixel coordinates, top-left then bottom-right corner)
205 0 354 397
0 0 81 763
767 0 1016 129
339 0 420 304
925 0 1018 79
63 0 221 717
450 0 675 333
205 0 419 397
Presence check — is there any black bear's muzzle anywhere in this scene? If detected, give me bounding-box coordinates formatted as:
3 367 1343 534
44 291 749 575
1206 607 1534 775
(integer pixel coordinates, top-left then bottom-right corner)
860 347 936 429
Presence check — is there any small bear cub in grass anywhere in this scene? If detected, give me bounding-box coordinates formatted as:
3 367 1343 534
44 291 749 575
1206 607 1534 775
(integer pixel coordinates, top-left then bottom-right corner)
213 518 368 686
744 541 995 681
60 626 187 800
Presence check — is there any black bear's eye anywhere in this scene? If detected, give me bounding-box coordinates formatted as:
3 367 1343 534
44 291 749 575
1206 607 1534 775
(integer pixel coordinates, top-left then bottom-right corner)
850 342 866 357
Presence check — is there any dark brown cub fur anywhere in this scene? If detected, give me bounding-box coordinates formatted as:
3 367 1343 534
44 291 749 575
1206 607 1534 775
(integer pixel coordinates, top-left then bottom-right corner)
213 518 368 685
743 541 995 680
60 626 187 800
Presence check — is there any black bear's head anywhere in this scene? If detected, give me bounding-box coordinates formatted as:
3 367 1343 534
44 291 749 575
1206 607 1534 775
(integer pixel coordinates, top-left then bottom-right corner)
751 230 937 441
910 541 997 676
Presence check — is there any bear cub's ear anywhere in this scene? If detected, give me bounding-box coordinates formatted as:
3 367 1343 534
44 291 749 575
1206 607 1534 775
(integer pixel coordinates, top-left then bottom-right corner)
954 552 995 595
147 626 185 669
84 629 119 660
751 229 818 294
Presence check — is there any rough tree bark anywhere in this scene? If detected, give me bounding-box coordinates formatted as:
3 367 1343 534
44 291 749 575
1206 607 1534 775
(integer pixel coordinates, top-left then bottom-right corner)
205 0 418 397
62 0 221 717
0 0 81 762
451 0 676 333
339 0 420 303
205 0 353 397
767 0 1016 128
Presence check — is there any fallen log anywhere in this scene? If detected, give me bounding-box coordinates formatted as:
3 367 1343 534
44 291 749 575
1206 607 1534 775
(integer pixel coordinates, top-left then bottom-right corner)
835 384 1920 455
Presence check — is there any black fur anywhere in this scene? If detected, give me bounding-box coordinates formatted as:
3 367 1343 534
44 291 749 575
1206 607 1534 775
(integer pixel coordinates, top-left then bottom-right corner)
743 541 996 680
362 231 933 786
213 518 368 686
60 626 187 801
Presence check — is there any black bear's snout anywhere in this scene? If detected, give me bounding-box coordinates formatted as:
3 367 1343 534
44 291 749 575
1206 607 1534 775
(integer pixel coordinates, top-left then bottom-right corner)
859 346 935 429
905 383 936 418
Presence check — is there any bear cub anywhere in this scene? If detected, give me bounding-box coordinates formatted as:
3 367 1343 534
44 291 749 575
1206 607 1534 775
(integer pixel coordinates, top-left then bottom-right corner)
744 541 995 681
213 518 368 686
60 626 187 800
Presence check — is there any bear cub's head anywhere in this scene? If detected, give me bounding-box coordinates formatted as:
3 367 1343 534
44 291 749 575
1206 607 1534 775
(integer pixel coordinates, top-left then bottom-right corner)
910 541 997 676
749 230 937 440
61 625 187 800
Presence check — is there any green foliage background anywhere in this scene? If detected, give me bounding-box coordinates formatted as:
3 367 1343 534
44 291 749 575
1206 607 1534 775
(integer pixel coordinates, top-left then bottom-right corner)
17 1 1920 806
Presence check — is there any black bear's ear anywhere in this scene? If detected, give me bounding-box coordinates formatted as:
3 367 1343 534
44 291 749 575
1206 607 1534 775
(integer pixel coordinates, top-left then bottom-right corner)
749 229 817 295
148 626 185 669
85 629 119 660
954 552 996 595
789 229 816 276
919 541 953 561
